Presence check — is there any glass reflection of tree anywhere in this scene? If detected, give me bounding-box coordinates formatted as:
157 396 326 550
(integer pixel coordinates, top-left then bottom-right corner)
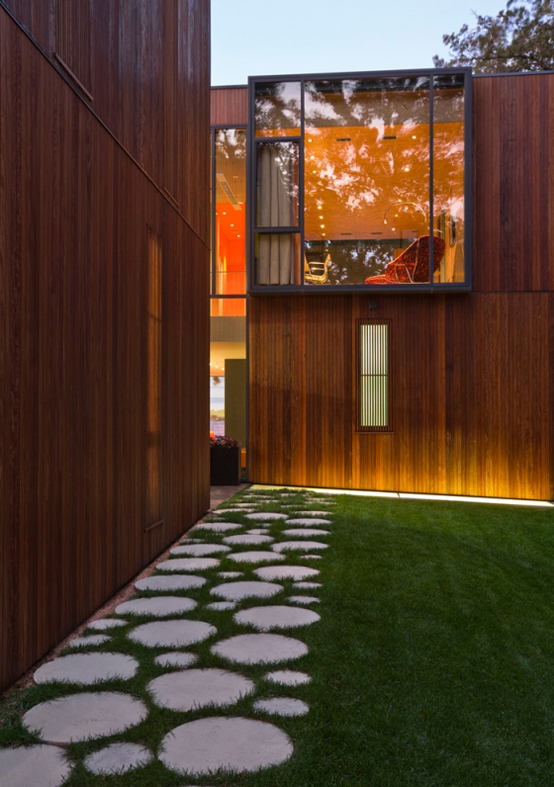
215 129 246 163
255 82 301 134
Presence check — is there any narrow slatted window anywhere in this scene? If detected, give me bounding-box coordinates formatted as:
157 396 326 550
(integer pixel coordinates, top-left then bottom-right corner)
358 318 391 432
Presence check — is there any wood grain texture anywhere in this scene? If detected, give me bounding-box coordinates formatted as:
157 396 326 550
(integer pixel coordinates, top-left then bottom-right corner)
473 74 554 292
0 4 209 692
211 86 248 126
249 293 553 501
1 0 210 241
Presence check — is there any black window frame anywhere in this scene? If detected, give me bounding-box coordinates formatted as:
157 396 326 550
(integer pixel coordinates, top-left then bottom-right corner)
247 67 472 294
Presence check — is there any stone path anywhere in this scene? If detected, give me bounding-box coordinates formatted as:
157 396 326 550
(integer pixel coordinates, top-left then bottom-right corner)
0 487 335 784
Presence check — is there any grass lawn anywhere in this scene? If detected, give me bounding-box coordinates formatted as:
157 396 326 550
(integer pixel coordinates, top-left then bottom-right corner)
2 490 554 785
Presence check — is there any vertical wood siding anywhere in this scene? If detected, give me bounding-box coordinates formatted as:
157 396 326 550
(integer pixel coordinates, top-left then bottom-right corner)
246 74 554 501
0 3 210 692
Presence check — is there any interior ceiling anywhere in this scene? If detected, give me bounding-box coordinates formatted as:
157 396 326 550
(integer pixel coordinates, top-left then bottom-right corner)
304 122 464 241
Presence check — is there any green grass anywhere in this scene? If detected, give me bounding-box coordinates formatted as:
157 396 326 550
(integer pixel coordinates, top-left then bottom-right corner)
2 490 554 785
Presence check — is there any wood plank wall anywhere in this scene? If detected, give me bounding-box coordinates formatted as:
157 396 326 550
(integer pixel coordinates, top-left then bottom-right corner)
242 75 554 500
0 3 210 692
211 86 249 126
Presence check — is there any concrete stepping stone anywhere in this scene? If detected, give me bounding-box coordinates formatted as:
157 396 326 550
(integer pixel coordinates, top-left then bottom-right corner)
212 633 308 664
129 619 216 648
170 544 231 556
284 510 332 516
148 668 254 711
223 534 274 545
285 518 332 526
135 574 206 591
180 537 205 542
67 634 109 649
23 692 148 743
247 528 271 535
254 698 309 716
282 528 329 537
234 605 320 631
155 651 197 668
115 596 196 617
264 669 311 686
288 596 320 605
246 512 288 520
223 503 257 508
273 541 328 553
193 522 243 532
88 618 127 631
303 554 323 559
34 653 138 685
228 551 286 564
294 581 322 589
211 581 283 601
254 565 320 581
84 743 152 775
206 601 236 611
0 744 71 787
157 558 220 572
217 571 243 578
159 716 293 775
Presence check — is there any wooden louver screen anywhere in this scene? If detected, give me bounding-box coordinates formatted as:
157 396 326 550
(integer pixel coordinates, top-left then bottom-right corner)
55 0 92 94
358 318 392 432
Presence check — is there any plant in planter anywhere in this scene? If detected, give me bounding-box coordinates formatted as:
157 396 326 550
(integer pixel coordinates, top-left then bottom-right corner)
210 435 241 485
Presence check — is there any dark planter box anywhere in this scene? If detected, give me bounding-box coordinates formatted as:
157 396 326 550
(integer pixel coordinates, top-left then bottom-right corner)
210 445 241 485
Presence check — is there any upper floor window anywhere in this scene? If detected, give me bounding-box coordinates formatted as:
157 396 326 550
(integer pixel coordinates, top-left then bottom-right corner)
248 70 471 292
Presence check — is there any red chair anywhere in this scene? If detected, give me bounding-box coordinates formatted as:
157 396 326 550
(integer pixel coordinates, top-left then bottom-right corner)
364 235 446 284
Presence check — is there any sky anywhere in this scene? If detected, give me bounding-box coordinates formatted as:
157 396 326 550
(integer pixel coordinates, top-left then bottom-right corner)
211 0 507 85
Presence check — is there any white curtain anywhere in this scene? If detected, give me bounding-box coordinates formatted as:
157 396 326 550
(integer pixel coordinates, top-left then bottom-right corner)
257 145 296 284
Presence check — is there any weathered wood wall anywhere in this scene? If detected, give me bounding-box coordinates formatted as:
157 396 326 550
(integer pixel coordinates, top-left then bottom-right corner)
241 74 554 500
0 2 210 692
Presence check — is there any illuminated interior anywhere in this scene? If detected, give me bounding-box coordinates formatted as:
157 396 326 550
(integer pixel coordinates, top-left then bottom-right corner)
252 73 467 287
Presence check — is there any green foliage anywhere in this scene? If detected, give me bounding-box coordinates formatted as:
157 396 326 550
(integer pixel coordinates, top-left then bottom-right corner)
434 0 554 73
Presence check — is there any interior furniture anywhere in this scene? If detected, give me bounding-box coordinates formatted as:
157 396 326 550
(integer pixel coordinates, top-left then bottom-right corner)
305 252 330 284
364 235 446 284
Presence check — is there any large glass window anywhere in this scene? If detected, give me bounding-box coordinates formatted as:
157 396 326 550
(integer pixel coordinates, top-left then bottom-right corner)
214 129 246 296
250 70 470 290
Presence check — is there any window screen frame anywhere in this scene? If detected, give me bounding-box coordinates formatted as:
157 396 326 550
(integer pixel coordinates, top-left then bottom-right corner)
357 317 393 433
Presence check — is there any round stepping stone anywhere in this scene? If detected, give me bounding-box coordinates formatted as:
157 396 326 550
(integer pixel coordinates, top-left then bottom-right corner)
68 634 109 648
211 581 283 601
135 574 206 591
170 544 231 557
304 554 323 559
254 698 309 716
294 581 322 589
217 571 243 579
159 716 293 775
288 595 320 605
228 551 286 564
0 745 71 787
273 541 328 553
84 743 152 775
223 534 274 545
206 601 236 611
234 605 320 631
282 528 329 537
247 528 271 535
154 651 198 668
285 518 332 526
148 668 254 712
212 633 308 664
246 513 288 520
129 619 216 648
223 503 256 508
285 510 332 516
23 692 147 743
34 653 138 685
193 522 242 532
115 596 196 617
254 565 320 581
157 558 219 572
265 669 311 686
180 537 205 542
87 618 127 631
